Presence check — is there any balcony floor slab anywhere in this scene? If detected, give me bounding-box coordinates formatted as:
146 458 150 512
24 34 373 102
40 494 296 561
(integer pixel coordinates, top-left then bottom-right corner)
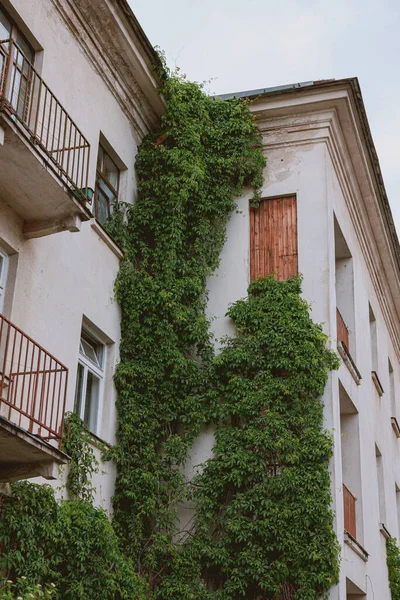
0 415 68 483
0 114 91 237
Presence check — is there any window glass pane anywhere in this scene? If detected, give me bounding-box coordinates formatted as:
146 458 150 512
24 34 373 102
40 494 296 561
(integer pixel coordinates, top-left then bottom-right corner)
15 32 33 62
74 363 85 417
0 254 4 295
97 187 109 225
96 178 116 225
81 338 100 366
97 145 104 171
0 7 11 40
84 371 100 432
0 255 4 281
105 155 119 191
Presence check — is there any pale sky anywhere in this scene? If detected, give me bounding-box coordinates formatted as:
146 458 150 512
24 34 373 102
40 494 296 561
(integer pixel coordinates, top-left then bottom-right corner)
130 0 400 235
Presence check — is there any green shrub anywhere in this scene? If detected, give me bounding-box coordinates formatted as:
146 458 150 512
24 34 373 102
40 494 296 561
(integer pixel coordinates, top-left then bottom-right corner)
387 537 400 599
0 482 148 600
0 578 56 599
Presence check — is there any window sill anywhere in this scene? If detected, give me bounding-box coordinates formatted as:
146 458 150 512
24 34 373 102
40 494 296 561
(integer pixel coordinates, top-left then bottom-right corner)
392 417 400 438
379 523 391 539
337 342 362 385
90 218 124 260
371 371 384 397
344 531 369 562
88 429 112 452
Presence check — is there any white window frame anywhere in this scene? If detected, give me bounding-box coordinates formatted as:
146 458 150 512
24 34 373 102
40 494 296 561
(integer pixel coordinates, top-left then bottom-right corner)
74 332 105 435
0 248 9 314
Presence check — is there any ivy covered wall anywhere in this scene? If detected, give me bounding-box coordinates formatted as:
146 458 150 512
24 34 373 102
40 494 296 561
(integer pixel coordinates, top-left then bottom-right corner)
0 63 340 600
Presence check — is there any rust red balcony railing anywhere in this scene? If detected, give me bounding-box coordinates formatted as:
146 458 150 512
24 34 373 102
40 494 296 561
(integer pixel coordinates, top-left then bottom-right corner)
0 313 68 447
336 307 350 352
343 484 357 539
0 39 90 200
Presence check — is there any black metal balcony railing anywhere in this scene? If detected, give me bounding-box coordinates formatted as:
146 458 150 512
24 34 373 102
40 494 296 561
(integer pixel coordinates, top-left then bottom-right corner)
0 313 68 447
0 39 90 200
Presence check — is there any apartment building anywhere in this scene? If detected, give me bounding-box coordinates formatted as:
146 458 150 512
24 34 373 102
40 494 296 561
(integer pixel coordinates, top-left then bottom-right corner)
0 2 400 600
0 0 162 505
204 79 400 599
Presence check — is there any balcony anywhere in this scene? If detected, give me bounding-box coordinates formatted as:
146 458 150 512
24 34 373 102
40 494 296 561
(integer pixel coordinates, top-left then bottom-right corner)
336 308 350 352
0 313 68 482
0 40 92 238
336 308 361 385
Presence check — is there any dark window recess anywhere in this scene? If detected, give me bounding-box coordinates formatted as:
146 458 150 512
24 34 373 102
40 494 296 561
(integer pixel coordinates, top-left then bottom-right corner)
95 145 120 225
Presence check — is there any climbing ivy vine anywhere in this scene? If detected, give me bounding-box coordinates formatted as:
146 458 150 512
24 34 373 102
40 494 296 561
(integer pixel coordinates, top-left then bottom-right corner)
109 60 265 579
156 277 340 599
109 59 340 599
0 60 340 600
63 412 99 502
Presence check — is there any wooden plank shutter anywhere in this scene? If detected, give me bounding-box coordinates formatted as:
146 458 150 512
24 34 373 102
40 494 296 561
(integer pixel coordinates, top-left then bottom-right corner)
343 484 357 538
250 196 298 281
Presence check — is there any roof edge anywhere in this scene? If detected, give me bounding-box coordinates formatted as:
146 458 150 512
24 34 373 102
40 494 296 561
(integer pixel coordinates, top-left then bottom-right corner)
222 77 400 287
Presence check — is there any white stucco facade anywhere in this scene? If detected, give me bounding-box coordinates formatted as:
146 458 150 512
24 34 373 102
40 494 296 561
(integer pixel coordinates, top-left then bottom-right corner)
0 0 162 508
205 81 400 598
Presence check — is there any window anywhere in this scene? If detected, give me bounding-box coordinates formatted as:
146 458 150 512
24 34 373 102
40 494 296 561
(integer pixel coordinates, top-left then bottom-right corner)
340 381 363 542
250 195 298 281
335 216 355 355
74 331 104 433
95 145 120 225
0 247 9 313
389 360 396 416
375 445 386 525
369 305 378 371
0 5 34 120
369 304 384 395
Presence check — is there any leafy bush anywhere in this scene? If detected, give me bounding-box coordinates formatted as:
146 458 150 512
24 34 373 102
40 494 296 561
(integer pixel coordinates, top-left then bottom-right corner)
387 537 400 599
0 482 148 600
0 578 56 599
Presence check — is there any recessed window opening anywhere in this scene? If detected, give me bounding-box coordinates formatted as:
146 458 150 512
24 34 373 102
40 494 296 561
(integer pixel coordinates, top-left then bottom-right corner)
334 216 355 356
340 380 363 542
346 577 366 598
74 330 104 434
375 445 386 526
389 360 396 417
369 305 378 372
0 247 9 314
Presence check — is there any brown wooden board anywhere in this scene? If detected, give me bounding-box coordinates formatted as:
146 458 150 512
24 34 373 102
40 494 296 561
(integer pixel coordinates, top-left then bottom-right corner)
250 196 298 281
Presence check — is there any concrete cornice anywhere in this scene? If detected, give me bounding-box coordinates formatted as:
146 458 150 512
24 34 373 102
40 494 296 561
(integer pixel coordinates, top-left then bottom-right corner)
50 0 165 140
250 85 400 361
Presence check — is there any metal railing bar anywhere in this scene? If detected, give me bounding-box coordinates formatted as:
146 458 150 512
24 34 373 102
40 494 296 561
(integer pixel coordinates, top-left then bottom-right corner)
0 394 61 438
0 40 90 200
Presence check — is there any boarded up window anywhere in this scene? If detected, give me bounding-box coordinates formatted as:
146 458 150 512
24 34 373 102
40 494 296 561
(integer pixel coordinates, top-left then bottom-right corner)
250 195 298 281
343 484 357 538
